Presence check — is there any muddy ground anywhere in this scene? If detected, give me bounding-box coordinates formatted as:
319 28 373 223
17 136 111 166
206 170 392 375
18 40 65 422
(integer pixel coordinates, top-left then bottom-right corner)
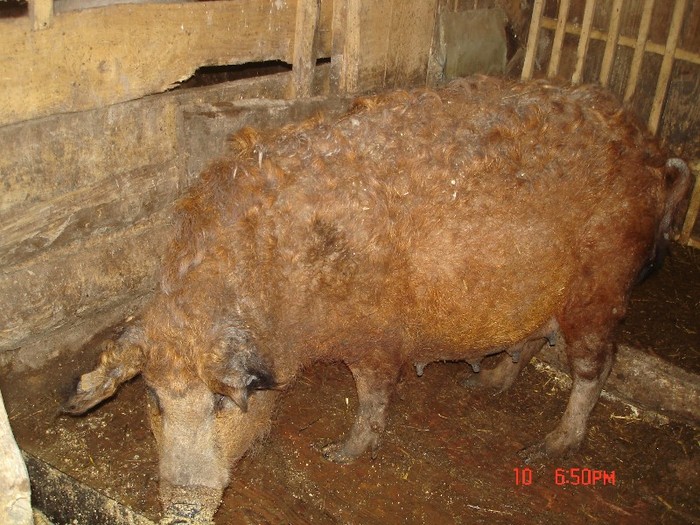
1 244 698 525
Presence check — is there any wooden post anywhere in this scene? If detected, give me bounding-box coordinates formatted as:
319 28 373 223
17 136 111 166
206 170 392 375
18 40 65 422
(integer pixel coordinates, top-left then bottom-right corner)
599 0 623 86
290 0 321 99
330 0 361 94
571 0 597 84
0 389 32 525
623 0 655 103
29 0 53 30
521 0 546 80
648 0 688 135
547 0 571 78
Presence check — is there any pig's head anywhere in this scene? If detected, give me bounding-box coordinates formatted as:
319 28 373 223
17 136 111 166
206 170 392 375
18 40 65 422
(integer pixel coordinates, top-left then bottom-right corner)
63 321 279 524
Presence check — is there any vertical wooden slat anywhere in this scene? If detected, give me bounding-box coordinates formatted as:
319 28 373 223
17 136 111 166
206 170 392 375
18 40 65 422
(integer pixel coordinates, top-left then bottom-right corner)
521 0 546 80
648 0 688 134
679 163 700 246
290 0 321 99
331 0 361 94
30 0 53 31
571 0 597 84
547 0 571 78
330 0 347 94
599 0 623 86
623 0 655 103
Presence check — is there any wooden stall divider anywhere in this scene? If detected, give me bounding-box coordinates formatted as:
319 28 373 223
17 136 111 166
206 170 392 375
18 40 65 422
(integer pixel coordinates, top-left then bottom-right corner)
624 0 657 102
648 0 688 135
599 0 623 87
521 0 545 80
571 0 597 84
547 0 571 78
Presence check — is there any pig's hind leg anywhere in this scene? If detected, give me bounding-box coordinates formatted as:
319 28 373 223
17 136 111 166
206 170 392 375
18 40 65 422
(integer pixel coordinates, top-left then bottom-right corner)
322 357 400 464
521 287 622 461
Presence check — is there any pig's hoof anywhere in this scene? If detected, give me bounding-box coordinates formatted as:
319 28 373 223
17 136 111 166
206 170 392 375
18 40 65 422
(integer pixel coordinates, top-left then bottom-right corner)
320 442 359 464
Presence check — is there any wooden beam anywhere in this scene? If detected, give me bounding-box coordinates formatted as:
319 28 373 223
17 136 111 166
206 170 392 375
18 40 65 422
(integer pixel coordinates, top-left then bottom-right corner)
521 0 545 80
538 344 700 423
648 0 688 135
334 0 362 93
289 0 321 99
384 0 438 88
29 0 53 30
571 0 597 84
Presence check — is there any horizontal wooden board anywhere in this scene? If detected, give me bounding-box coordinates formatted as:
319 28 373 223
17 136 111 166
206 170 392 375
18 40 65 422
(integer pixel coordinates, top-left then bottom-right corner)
0 0 333 127
0 161 182 267
0 215 170 353
0 98 179 212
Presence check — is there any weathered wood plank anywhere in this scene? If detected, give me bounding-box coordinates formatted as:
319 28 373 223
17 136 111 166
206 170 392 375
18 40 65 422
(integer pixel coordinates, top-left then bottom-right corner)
0 161 182 268
538 344 700 423
0 85 351 360
0 96 179 213
0 216 171 353
289 0 321 98
333 0 363 93
0 390 32 525
384 0 439 88
355 0 393 92
0 0 301 126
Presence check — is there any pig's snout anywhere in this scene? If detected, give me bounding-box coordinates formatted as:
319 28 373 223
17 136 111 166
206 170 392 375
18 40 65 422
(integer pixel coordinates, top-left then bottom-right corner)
159 484 222 525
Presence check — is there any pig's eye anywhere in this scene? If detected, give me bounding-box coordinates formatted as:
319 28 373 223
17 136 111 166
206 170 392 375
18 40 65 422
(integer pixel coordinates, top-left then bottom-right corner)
214 393 235 413
146 386 162 413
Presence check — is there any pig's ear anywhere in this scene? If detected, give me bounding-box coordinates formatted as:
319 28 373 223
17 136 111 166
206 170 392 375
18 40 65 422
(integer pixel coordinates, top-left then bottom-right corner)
63 325 146 415
202 330 277 413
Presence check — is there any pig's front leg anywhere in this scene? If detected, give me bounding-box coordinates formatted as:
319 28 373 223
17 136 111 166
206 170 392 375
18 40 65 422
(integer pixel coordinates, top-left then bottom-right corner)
322 358 400 463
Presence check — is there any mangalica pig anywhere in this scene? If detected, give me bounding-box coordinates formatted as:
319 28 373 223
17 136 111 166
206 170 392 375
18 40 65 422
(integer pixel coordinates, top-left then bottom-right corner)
64 76 692 524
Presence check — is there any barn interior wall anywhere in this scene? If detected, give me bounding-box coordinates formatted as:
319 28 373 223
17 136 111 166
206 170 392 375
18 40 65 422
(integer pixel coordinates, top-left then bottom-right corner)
0 69 355 371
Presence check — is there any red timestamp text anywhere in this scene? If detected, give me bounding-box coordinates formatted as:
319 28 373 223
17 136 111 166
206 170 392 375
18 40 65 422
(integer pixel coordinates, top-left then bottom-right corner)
513 467 616 486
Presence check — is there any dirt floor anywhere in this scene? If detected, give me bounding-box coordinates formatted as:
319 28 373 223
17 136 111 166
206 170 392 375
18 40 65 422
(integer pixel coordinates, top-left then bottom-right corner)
1 244 698 525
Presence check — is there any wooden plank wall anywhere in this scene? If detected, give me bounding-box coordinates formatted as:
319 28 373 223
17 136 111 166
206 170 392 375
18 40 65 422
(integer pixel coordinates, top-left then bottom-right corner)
0 0 441 367
0 0 329 127
0 0 440 127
